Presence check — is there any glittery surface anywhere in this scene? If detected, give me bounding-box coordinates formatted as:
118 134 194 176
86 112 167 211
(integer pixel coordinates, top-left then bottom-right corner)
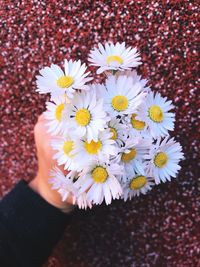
0 1 199 267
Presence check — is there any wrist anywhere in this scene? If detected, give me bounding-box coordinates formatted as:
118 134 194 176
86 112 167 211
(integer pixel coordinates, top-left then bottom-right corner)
29 177 74 214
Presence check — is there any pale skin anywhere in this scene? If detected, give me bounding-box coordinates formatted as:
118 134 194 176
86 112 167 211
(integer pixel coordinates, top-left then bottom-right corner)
29 114 74 213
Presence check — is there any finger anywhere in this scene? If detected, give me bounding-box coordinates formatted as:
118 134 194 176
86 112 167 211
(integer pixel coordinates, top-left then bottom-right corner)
67 193 77 206
38 113 46 123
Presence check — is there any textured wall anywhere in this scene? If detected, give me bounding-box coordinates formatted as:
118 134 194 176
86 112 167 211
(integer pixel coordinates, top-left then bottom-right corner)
0 1 199 266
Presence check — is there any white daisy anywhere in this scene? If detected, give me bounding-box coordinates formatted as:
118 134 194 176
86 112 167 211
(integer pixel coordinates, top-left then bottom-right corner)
126 113 146 131
49 167 76 202
75 161 123 205
88 42 141 74
137 91 175 139
117 134 151 180
124 113 151 139
108 118 127 145
51 136 77 171
122 167 154 200
44 95 69 135
63 89 108 142
73 130 117 171
145 136 184 184
102 74 146 117
36 59 93 99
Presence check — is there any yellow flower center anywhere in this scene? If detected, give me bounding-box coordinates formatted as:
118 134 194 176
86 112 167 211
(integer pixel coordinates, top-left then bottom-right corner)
121 148 137 162
106 55 123 65
131 114 145 130
75 109 91 126
84 140 102 154
57 75 74 88
154 152 168 168
130 176 147 190
149 105 164 123
63 141 74 158
92 166 108 183
112 95 128 111
109 127 118 140
55 103 65 121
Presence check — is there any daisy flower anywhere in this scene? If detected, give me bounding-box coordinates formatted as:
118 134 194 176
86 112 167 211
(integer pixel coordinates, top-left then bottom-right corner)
36 59 93 99
49 167 76 201
88 42 141 74
124 113 151 139
108 118 127 145
73 129 117 171
75 161 123 205
127 113 147 131
63 89 108 142
117 134 151 180
44 95 69 135
102 74 146 117
145 136 184 184
51 136 77 171
122 167 154 200
137 91 175 139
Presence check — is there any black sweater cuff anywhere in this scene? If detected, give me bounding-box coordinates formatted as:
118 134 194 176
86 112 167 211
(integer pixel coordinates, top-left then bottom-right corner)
0 180 71 267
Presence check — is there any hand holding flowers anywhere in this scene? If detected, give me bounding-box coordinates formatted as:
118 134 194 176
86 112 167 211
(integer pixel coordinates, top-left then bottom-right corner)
35 42 184 209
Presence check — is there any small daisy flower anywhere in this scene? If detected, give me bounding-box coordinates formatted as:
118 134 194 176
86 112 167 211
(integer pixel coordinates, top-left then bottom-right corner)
124 113 151 139
73 130 117 171
138 91 175 139
117 134 151 180
51 136 77 171
145 136 184 184
127 113 147 131
65 171 93 209
44 95 69 135
36 59 93 99
49 167 76 201
122 167 154 200
108 118 127 145
102 75 146 117
88 42 141 74
75 161 123 205
64 89 108 142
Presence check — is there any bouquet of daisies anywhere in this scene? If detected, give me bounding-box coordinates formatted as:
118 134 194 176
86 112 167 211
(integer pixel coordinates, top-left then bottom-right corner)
36 42 184 209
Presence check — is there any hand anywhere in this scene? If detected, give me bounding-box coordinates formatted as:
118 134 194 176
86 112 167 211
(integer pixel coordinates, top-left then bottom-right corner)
29 114 74 213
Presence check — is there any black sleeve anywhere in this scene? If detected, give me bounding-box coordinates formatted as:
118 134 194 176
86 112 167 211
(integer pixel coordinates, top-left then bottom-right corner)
0 180 71 267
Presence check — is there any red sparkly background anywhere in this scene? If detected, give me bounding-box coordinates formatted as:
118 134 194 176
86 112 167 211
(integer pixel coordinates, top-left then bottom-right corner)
0 1 199 267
